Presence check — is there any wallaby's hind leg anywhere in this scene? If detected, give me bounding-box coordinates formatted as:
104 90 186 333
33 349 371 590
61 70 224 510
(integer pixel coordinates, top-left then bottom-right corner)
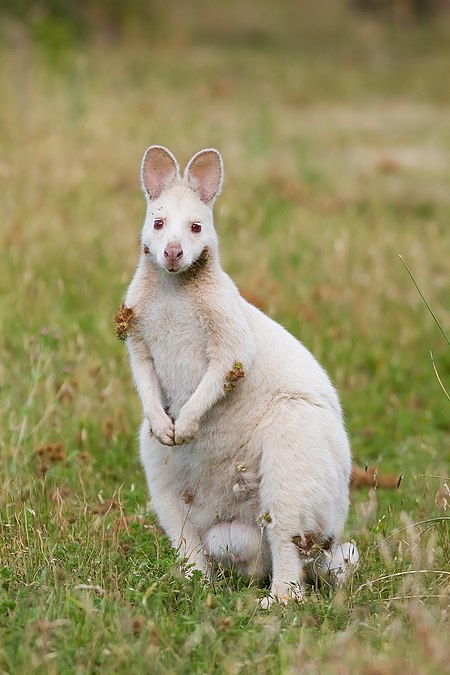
139 420 207 575
258 400 351 607
259 531 305 608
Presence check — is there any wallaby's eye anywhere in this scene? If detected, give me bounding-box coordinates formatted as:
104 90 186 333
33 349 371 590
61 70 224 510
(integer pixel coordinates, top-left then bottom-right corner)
191 222 202 234
153 219 164 230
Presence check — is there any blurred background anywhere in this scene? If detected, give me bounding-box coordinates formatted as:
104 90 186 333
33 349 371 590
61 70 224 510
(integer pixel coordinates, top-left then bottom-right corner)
3 0 450 48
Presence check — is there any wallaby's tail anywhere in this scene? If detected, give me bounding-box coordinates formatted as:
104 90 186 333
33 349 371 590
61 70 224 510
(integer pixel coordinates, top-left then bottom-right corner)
350 465 402 490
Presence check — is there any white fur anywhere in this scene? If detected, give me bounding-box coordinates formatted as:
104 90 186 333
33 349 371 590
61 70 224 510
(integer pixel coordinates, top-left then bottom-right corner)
124 146 358 605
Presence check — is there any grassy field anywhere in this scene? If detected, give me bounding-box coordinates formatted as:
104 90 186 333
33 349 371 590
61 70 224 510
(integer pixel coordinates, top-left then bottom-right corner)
1 5 449 673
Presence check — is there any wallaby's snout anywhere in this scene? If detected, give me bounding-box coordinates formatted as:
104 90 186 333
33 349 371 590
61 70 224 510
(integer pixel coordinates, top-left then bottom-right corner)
164 241 184 272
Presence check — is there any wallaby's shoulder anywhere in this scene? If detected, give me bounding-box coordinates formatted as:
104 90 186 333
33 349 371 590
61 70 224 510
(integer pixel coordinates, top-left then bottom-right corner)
125 258 157 315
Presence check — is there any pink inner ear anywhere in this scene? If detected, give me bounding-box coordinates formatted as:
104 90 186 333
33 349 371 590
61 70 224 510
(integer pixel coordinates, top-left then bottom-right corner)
187 151 222 204
142 147 178 200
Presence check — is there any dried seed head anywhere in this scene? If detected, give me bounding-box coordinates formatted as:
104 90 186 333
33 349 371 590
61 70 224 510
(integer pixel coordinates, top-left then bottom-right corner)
224 361 245 392
34 442 66 463
435 482 450 511
34 442 66 475
91 498 119 515
292 532 334 554
131 616 144 638
114 303 135 341
218 617 232 630
182 488 195 505
257 511 272 527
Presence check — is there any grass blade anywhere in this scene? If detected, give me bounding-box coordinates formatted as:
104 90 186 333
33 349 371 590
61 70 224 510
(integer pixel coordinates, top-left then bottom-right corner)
399 254 450 347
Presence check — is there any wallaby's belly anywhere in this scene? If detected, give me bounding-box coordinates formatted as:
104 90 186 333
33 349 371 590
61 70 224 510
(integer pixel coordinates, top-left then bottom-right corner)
163 422 264 534
160 370 272 532
141 299 209 416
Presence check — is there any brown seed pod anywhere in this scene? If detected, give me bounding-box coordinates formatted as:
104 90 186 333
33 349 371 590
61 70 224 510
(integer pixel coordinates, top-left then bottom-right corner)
224 361 245 392
292 532 334 554
182 488 195 505
257 511 272 527
114 303 135 341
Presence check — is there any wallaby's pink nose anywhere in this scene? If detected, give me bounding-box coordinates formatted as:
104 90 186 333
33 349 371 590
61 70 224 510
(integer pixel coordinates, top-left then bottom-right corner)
164 242 183 268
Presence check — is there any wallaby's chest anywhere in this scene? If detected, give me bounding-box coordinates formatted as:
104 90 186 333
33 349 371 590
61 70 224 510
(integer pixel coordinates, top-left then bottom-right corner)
140 290 209 412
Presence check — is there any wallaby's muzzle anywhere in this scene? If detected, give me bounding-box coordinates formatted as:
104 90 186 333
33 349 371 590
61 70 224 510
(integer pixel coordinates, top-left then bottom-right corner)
163 241 184 272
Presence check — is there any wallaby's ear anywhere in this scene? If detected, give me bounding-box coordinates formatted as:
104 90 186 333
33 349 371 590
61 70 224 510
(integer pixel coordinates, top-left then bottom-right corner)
184 149 223 205
141 145 180 200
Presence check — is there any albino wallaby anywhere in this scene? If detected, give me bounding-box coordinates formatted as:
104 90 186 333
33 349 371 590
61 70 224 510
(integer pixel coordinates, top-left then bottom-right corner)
119 145 358 607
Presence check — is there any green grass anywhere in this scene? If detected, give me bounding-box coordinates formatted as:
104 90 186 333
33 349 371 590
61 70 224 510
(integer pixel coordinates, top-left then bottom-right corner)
1 5 450 672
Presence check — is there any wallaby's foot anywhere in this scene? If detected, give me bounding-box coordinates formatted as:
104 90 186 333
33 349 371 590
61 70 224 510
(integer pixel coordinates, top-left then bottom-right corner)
180 557 210 580
259 583 304 610
329 541 359 585
258 596 274 610
174 413 199 445
148 411 175 446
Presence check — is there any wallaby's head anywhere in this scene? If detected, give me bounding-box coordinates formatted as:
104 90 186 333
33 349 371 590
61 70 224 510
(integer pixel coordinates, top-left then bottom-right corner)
140 145 223 274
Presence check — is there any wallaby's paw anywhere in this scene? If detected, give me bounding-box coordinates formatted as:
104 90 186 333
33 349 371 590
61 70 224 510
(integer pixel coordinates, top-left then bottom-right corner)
180 559 210 580
149 412 175 446
259 584 304 609
174 414 199 445
329 541 359 586
258 594 295 610
258 595 274 610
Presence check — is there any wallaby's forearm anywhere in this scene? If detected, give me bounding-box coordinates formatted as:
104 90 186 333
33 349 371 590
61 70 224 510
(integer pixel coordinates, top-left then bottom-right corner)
123 260 176 443
178 358 235 424
127 331 175 445
127 331 164 413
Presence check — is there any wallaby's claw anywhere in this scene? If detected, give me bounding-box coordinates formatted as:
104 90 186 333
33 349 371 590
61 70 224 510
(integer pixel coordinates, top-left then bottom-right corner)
174 414 199 445
155 432 175 446
149 412 175 446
